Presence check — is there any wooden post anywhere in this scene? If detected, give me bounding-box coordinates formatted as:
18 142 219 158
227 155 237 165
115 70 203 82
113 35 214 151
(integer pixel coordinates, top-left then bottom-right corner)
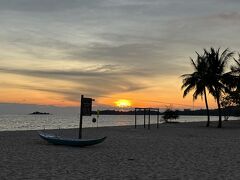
79 95 83 139
97 110 99 128
157 109 159 128
144 109 146 128
135 108 137 129
148 108 150 130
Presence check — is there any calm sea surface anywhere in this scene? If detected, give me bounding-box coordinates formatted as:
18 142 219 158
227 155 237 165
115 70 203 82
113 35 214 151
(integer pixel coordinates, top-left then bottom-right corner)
0 114 239 131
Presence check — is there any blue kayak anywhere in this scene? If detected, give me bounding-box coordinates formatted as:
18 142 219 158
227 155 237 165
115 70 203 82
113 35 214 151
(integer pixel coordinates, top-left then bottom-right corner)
39 131 107 147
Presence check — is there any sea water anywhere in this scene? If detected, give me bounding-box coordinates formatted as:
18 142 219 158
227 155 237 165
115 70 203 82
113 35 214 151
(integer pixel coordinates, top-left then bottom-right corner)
0 114 239 131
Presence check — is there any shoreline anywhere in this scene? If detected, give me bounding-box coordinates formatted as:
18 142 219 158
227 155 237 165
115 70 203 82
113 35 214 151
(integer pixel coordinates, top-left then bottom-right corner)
1 114 240 133
0 118 240 133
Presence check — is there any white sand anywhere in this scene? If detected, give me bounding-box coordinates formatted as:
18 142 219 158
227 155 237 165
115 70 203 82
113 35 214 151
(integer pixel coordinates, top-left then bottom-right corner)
1 120 240 179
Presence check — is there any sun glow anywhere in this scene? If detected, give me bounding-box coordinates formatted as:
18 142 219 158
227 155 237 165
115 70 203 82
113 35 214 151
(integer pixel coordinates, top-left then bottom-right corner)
115 99 132 108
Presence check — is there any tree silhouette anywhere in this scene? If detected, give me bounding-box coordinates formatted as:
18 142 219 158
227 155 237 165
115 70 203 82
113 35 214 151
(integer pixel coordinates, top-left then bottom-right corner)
226 54 240 106
162 108 179 123
232 54 240 74
204 48 234 128
181 52 211 127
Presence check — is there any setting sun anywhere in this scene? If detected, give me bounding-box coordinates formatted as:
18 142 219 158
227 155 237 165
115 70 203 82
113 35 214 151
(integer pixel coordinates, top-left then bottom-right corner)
114 99 132 108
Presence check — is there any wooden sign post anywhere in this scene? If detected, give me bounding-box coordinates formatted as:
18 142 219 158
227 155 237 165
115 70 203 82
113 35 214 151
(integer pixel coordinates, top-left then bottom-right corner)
79 95 95 139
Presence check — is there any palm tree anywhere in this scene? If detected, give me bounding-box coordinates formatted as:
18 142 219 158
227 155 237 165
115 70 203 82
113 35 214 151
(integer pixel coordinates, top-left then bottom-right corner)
181 52 211 127
232 54 240 74
230 54 240 105
204 48 234 128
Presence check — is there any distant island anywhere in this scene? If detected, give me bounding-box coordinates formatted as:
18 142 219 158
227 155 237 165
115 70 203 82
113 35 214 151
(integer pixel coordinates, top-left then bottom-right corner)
29 111 51 115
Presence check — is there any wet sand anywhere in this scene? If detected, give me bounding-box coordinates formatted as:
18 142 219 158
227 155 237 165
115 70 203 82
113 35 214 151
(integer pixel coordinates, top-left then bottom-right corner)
1 120 240 179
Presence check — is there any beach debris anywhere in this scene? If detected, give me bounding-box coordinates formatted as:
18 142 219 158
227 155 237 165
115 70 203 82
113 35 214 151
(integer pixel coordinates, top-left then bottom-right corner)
29 111 50 115
128 158 134 161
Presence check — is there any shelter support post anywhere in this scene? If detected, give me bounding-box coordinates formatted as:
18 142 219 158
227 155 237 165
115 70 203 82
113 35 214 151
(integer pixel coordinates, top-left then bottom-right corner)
144 109 146 128
148 108 150 130
135 109 137 129
135 107 159 130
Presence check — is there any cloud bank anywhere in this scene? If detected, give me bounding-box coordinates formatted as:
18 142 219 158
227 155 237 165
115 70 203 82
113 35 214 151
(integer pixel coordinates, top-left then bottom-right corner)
0 0 240 106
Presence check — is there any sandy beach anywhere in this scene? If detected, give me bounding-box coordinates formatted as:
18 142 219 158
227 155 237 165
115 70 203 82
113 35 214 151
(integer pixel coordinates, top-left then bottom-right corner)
1 120 240 179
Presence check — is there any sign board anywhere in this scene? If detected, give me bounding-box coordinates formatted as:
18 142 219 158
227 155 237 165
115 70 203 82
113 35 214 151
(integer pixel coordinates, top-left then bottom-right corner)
82 97 93 116
79 95 95 138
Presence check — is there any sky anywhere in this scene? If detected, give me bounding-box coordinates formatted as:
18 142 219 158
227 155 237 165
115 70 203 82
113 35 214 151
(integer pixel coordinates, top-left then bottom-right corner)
1 0 240 111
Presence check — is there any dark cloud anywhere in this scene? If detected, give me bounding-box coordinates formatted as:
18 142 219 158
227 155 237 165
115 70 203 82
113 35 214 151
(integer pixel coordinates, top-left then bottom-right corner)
0 65 152 100
78 43 161 61
0 64 152 78
207 12 240 21
0 31 188 75
0 0 100 12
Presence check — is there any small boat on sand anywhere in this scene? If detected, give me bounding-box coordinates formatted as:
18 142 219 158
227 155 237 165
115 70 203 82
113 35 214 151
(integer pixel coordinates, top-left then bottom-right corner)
39 131 107 147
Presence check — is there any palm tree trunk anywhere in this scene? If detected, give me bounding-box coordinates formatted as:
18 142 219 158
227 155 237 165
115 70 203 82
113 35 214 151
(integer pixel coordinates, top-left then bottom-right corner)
204 88 210 127
216 95 222 128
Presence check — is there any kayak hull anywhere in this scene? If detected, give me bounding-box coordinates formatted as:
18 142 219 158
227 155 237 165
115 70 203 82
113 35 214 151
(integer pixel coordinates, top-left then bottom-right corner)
39 132 106 147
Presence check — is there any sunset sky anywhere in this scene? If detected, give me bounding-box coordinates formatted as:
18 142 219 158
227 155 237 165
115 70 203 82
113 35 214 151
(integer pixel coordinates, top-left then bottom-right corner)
1 0 240 110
